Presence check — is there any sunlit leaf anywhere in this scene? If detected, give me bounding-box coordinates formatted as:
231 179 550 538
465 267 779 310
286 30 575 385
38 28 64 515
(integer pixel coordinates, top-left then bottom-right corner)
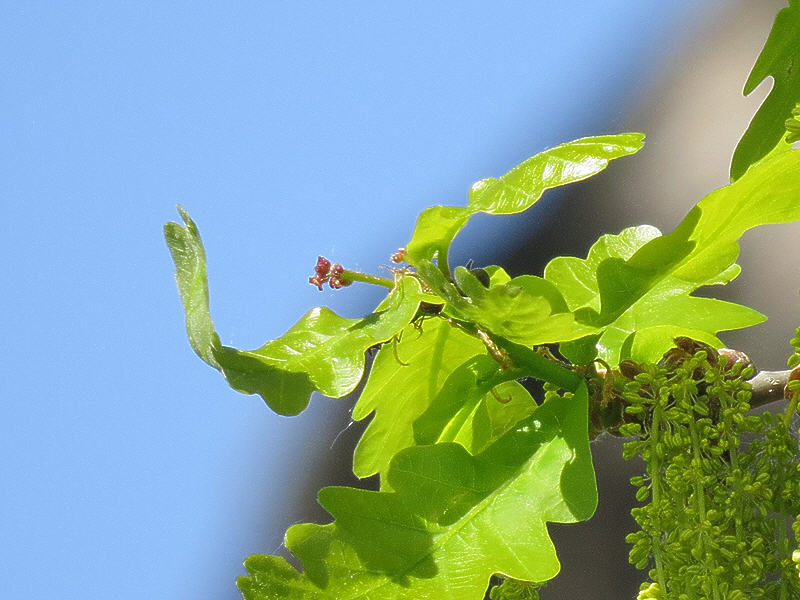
545 225 662 314
406 134 644 273
165 208 422 415
417 259 598 347
413 357 536 455
467 135 645 214
620 326 722 364
351 318 486 479
164 206 222 367
731 0 800 180
547 146 800 364
238 383 596 600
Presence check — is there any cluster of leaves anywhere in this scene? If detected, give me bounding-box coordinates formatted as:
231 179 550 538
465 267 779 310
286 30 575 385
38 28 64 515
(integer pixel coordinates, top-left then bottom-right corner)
165 128 800 598
164 5 800 599
618 345 800 599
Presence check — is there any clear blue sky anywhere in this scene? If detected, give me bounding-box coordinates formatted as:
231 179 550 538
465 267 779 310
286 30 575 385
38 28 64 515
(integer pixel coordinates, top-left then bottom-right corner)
1 3 718 599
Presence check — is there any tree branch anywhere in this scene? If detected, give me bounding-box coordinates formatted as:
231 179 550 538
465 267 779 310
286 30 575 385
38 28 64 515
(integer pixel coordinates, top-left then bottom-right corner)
748 370 790 408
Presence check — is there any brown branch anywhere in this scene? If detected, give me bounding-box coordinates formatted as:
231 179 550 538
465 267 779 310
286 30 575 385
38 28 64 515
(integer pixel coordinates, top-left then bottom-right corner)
748 370 791 408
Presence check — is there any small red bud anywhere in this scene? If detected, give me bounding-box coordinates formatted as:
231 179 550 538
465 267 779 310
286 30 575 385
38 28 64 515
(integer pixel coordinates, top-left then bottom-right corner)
308 258 352 290
315 256 332 276
391 248 407 264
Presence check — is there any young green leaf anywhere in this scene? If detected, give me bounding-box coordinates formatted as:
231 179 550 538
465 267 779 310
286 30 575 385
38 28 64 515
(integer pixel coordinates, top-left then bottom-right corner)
351 318 486 479
547 146 800 364
546 226 763 365
545 225 662 314
731 0 800 180
165 207 422 415
164 205 222 368
417 258 598 347
620 325 721 364
412 355 536 455
238 383 596 600
406 134 645 275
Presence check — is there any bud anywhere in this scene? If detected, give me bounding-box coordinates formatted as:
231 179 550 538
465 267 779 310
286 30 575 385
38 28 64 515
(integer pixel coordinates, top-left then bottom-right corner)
784 366 800 401
390 248 407 263
315 256 331 275
717 347 752 372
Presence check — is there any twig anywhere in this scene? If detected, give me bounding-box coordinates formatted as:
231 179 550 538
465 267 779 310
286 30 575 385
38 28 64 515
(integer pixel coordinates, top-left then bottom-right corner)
748 370 790 408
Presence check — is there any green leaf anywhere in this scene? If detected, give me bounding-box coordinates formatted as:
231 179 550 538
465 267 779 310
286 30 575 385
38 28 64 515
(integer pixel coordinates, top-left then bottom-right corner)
481 382 537 447
165 207 422 415
731 0 800 180
218 282 422 415
620 326 723 365
412 355 535 454
484 265 512 286
469 282 597 346
545 225 662 314
558 335 601 365
164 205 221 367
405 134 644 274
417 259 598 347
489 579 542 600
467 134 645 214
238 383 596 600
547 147 800 364
351 318 486 479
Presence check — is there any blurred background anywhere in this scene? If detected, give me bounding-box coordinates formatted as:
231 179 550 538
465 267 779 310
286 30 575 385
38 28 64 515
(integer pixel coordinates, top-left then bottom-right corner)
1 1 793 599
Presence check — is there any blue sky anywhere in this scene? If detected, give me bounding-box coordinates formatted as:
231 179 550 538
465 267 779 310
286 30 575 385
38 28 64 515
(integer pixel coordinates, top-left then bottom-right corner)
1 3 719 598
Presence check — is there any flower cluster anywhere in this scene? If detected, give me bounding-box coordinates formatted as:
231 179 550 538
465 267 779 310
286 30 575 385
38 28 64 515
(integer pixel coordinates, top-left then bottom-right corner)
788 325 800 369
308 256 350 290
620 344 800 599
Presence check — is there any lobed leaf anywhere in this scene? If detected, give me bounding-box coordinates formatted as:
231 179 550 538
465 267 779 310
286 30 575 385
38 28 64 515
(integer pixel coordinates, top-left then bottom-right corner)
405 134 645 274
731 0 800 180
412 356 536 455
546 146 800 364
238 383 596 600
165 208 422 415
417 259 598 347
351 318 486 479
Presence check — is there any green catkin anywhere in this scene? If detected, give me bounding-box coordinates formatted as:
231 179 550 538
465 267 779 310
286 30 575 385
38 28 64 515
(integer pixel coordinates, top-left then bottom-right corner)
787 325 800 368
621 345 800 599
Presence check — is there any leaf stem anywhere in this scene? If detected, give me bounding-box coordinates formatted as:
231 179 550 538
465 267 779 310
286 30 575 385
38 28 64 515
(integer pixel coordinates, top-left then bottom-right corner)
492 336 582 392
340 268 395 289
436 245 451 281
442 317 581 391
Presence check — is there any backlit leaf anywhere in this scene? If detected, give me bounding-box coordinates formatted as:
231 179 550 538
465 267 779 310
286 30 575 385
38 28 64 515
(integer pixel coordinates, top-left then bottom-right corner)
546 146 800 364
731 0 800 180
413 357 536 455
417 259 598 347
238 383 595 600
406 134 644 274
165 208 422 415
351 318 486 479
